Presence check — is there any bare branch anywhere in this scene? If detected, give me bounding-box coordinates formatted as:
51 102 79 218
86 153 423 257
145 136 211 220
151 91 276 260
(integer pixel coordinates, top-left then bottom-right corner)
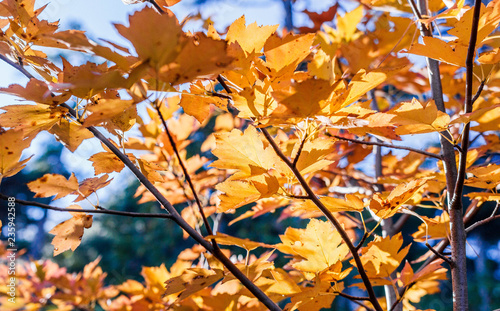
0 193 174 220
332 135 442 160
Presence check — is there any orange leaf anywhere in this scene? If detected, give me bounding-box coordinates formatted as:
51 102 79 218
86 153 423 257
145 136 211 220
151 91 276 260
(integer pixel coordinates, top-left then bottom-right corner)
226 16 278 55
27 173 79 200
49 206 93 256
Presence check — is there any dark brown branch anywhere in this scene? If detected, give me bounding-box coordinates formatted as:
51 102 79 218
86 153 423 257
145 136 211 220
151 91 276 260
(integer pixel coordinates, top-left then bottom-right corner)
337 293 375 311
292 133 308 168
466 202 500 233
217 75 232 94
332 135 442 160
0 193 174 220
261 128 383 311
0 54 34 80
337 292 371 301
355 232 369 251
147 0 165 13
425 242 454 267
155 103 215 237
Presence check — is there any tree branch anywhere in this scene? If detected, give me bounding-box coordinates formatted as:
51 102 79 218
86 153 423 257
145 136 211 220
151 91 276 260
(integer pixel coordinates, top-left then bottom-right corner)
466 201 500 233
155 102 215 238
261 128 383 311
332 135 442 160
58 103 282 311
0 193 175 220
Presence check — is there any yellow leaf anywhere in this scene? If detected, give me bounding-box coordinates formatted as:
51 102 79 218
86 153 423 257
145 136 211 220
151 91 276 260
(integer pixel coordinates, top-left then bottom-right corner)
276 219 349 273
263 32 315 73
205 233 272 251
49 118 93 152
406 36 467 67
116 8 182 67
293 137 335 175
226 16 278 54
216 173 280 212
389 98 450 135
0 129 33 182
27 173 79 200
412 212 450 242
164 268 223 301
369 178 427 218
82 99 135 128
49 206 93 256
211 126 279 179
355 232 410 278
89 152 126 175
0 104 68 138
76 174 113 201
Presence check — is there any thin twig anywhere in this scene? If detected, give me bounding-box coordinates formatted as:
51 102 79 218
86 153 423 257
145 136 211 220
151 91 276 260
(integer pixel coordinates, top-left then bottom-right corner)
355 232 369 251
466 202 500 233
337 293 375 311
147 0 165 13
337 292 371 301
0 193 174 220
261 128 384 311
332 135 442 160
292 133 308 168
425 242 454 267
0 54 34 79
155 102 215 237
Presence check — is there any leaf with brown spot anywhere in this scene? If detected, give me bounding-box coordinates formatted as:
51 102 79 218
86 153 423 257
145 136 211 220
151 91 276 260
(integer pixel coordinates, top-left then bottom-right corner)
0 129 34 182
27 173 79 200
75 174 113 201
49 205 93 256
49 118 93 152
89 152 126 175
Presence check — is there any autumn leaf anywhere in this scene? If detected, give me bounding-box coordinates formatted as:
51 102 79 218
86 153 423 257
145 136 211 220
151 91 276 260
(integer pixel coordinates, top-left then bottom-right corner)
27 173 79 200
369 178 428 218
0 129 33 182
406 36 468 67
412 212 450 242
211 126 279 179
215 173 280 212
226 16 278 55
276 219 349 274
388 98 450 135
355 232 410 278
89 152 126 175
164 268 223 302
75 174 113 201
205 233 272 251
0 104 68 138
49 206 93 255
49 118 93 152
0 79 70 106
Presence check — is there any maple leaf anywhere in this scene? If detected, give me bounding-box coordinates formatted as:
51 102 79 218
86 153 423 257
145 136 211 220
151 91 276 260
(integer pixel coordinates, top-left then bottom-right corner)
276 219 349 274
27 173 79 200
388 98 450 135
211 126 280 179
164 268 223 302
0 104 68 138
412 212 450 242
298 4 339 33
75 174 113 202
0 79 70 106
406 36 468 67
49 119 93 152
355 232 410 278
49 206 93 256
369 178 428 219
0 129 33 182
89 152 126 175
205 233 272 251
226 16 278 55
215 174 280 212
